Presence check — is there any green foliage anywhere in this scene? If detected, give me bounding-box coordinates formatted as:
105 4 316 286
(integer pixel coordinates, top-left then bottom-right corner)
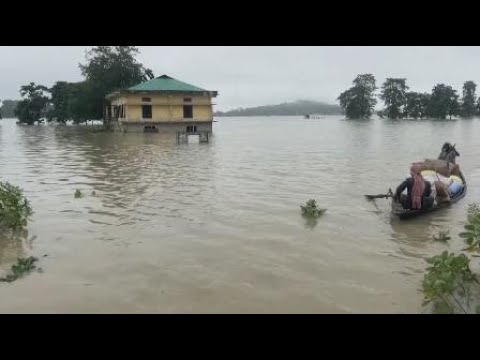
338 74 377 119
0 256 38 283
404 92 430 119
74 189 82 198
422 251 475 314
0 182 33 231
380 78 408 119
14 83 49 125
79 46 154 120
476 305 480 314
432 230 451 242
426 84 459 120
300 199 326 218
459 212 480 252
47 81 73 124
460 81 477 118
214 100 342 117
0 99 20 118
67 81 98 124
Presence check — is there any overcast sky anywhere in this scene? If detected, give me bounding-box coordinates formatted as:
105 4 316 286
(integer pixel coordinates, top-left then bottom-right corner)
1 46 479 111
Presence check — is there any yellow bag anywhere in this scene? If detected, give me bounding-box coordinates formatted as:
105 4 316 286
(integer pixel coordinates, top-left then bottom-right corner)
450 175 463 184
421 170 437 177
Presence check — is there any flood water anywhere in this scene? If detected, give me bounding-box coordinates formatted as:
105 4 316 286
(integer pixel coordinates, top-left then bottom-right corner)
0 116 479 313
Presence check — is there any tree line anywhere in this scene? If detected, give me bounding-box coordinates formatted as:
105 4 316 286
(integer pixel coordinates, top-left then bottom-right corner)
338 74 480 120
9 46 153 125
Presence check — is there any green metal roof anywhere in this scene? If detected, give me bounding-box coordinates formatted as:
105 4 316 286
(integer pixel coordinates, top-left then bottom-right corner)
127 75 208 92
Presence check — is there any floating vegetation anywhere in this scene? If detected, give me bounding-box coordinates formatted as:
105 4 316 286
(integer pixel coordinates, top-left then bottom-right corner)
0 256 39 283
300 199 326 218
74 189 82 198
0 181 33 231
432 230 451 243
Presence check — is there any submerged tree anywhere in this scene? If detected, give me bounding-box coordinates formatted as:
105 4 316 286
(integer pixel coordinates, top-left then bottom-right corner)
14 82 49 125
337 74 377 119
426 84 459 120
47 81 73 124
380 78 408 119
461 81 477 118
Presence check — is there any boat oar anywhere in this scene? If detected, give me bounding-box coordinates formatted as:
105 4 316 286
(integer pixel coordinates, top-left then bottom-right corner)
364 189 394 200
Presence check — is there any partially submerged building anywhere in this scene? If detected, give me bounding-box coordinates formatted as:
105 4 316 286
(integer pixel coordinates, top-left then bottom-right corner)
105 75 218 137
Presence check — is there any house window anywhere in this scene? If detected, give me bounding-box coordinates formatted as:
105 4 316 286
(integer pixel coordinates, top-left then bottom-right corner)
186 125 197 133
184 97 192 102
142 97 151 102
183 105 193 119
142 105 152 119
121 105 125 118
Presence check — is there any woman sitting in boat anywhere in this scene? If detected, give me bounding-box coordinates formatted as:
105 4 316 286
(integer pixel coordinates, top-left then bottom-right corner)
394 164 434 210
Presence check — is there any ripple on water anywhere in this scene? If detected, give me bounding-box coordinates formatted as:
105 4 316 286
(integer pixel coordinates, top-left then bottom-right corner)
1 117 480 313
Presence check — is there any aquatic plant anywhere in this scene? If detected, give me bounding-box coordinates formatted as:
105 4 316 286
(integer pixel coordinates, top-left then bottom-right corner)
422 251 475 314
0 181 33 231
0 256 39 283
422 210 480 314
74 189 82 198
432 230 451 242
459 212 480 252
300 199 326 218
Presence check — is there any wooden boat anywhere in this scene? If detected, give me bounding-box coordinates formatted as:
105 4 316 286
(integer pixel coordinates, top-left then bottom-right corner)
391 143 467 220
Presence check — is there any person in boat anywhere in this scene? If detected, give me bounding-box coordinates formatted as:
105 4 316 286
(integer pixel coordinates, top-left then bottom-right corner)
394 164 434 210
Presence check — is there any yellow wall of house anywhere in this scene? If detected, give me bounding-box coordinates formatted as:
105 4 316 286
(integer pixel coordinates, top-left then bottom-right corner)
112 93 214 122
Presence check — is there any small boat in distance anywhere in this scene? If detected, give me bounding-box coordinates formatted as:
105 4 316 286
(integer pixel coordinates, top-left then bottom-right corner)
304 114 325 119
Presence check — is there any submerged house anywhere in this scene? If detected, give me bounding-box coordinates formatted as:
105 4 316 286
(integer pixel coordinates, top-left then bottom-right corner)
105 75 218 134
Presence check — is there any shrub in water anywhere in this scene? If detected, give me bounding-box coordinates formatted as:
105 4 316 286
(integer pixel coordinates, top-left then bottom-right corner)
0 181 33 230
300 199 326 218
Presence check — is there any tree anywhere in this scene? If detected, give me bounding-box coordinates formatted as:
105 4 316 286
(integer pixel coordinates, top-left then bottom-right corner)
461 81 477 118
380 78 408 119
418 93 431 119
404 92 420 119
426 84 459 120
14 82 49 125
337 74 377 119
47 81 73 124
0 100 20 118
67 82 98 125
78 46 154 120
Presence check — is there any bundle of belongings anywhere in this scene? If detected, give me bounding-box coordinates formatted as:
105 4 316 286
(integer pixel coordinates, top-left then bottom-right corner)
411 159 464 205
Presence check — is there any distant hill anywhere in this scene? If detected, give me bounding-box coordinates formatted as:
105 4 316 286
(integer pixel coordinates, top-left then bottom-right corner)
214 100 342 117
0 100 20 118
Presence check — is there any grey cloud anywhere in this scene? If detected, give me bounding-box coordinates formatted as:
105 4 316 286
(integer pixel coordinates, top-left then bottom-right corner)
1 46 480 111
